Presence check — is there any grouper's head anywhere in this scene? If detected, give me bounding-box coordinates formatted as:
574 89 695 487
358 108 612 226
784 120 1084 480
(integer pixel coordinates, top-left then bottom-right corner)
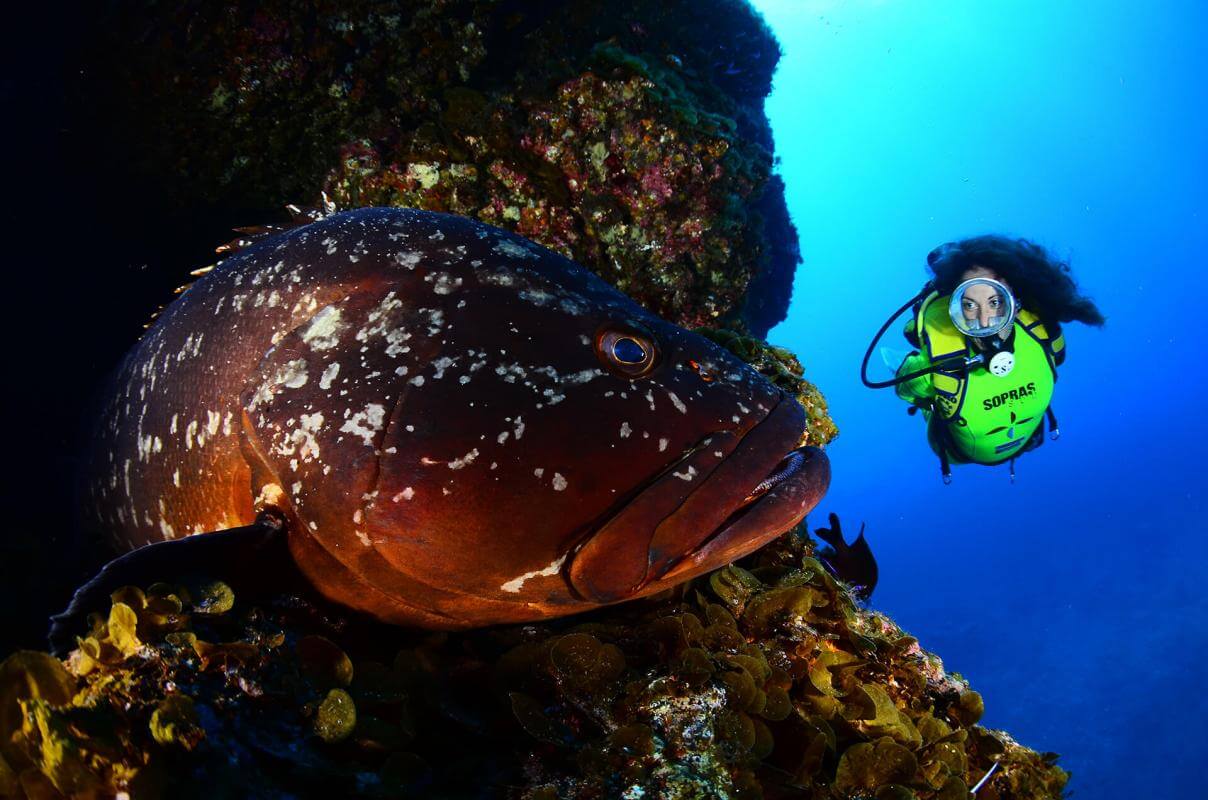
241 209 829 626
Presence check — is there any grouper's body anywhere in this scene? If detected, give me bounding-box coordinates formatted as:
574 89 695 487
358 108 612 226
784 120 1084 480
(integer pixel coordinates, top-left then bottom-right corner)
86 208 828 628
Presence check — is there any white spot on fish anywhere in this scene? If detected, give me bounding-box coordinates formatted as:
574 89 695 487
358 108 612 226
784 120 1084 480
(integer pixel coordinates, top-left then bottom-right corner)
430 273 463 294
302 306 345 351
659 437 669 452
500 554 566 593
249 359 309 410
431 356 457 379
552 473 568 491
493 239 537 260
620 422 632 439
666 391 687 414
320 362 340 390
394 251 422 269
340 403 386 446
448 449 480 469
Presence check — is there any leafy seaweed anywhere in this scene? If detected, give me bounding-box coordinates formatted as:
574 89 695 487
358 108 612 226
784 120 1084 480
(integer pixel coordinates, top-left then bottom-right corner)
0 532 1067 798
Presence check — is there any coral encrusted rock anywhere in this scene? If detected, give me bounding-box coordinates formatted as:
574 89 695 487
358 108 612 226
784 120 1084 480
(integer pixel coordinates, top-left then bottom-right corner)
72 0 799 336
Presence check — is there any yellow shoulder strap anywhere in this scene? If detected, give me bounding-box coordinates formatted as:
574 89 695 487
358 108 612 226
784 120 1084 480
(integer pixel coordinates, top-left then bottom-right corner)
1017 308 1064 364
916 293 967 418
920 294 966 361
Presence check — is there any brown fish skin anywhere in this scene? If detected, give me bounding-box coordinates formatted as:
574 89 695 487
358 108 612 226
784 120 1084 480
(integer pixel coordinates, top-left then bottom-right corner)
87 207 829 628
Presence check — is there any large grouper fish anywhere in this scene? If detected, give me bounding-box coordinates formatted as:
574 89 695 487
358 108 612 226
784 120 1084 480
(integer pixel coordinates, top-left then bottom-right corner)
64 207 828 644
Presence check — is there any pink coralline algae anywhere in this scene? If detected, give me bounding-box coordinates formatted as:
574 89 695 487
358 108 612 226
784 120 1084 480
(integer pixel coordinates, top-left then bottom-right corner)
72 0 799 336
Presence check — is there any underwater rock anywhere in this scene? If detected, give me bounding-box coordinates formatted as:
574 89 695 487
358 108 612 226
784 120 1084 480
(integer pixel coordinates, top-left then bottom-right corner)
71 0 797 336
0 534 1068 798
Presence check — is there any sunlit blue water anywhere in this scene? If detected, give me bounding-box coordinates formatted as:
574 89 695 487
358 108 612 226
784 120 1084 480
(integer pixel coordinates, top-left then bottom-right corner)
752 2 1207 796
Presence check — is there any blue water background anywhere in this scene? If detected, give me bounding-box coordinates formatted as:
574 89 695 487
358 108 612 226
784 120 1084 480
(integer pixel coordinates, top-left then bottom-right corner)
752 2 1207 796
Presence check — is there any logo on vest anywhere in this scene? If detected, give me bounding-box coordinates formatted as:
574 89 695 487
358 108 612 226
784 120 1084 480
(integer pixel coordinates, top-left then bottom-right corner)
982 382 1037 411
988 410 1034 440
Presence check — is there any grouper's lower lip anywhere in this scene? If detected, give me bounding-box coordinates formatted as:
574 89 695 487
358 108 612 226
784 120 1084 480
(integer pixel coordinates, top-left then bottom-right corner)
654 446 830 587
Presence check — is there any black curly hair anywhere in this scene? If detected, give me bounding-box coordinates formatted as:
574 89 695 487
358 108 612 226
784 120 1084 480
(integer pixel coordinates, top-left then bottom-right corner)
926 235 1105 326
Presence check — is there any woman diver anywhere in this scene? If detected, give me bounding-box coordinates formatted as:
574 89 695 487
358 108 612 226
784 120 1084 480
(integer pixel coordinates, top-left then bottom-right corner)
862 235 1104 482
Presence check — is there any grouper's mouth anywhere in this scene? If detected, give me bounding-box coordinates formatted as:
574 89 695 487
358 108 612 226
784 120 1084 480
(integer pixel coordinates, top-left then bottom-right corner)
654 445 828 586
566 395 830 603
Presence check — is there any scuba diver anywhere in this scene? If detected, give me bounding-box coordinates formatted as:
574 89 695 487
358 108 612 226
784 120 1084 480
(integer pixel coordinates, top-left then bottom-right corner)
862 235 1104 482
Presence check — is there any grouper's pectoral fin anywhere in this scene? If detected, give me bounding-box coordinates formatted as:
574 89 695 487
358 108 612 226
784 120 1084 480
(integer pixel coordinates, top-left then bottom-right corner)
48 511 294 656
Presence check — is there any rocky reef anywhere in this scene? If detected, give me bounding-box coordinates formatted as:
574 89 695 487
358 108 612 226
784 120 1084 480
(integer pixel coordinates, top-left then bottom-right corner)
72 0 799 336
0 534 1066 799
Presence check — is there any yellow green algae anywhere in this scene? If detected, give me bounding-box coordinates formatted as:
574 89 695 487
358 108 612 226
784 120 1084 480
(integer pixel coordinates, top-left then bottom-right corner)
0 534 1066 798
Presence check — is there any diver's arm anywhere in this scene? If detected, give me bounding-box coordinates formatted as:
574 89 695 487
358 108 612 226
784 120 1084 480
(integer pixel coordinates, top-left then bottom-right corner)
894 351 936 407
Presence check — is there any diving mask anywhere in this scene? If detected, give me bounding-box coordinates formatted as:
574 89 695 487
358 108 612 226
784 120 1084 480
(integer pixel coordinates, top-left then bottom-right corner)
949 277 1016 338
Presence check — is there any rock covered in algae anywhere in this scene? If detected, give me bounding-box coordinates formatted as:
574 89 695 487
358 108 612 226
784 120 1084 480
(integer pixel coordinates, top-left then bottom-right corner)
696 327 839 446
0 534 1067 799
71 0 799 336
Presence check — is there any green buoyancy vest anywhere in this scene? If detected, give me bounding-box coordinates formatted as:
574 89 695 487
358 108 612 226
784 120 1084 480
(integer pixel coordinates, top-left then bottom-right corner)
913 292 1058 464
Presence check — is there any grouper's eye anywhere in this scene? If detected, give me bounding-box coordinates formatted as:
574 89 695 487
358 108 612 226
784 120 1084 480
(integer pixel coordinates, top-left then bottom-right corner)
595 327 659 378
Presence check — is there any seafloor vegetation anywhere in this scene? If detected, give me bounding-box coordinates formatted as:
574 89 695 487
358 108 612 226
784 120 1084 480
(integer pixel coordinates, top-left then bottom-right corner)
0 533 1066 799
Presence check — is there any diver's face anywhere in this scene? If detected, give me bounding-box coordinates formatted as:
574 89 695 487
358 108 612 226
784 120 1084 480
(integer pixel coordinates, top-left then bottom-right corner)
959 267 1010 339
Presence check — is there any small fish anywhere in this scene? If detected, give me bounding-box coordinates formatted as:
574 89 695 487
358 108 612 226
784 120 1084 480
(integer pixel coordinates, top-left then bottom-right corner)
814 513 877 600
73 207 829 634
